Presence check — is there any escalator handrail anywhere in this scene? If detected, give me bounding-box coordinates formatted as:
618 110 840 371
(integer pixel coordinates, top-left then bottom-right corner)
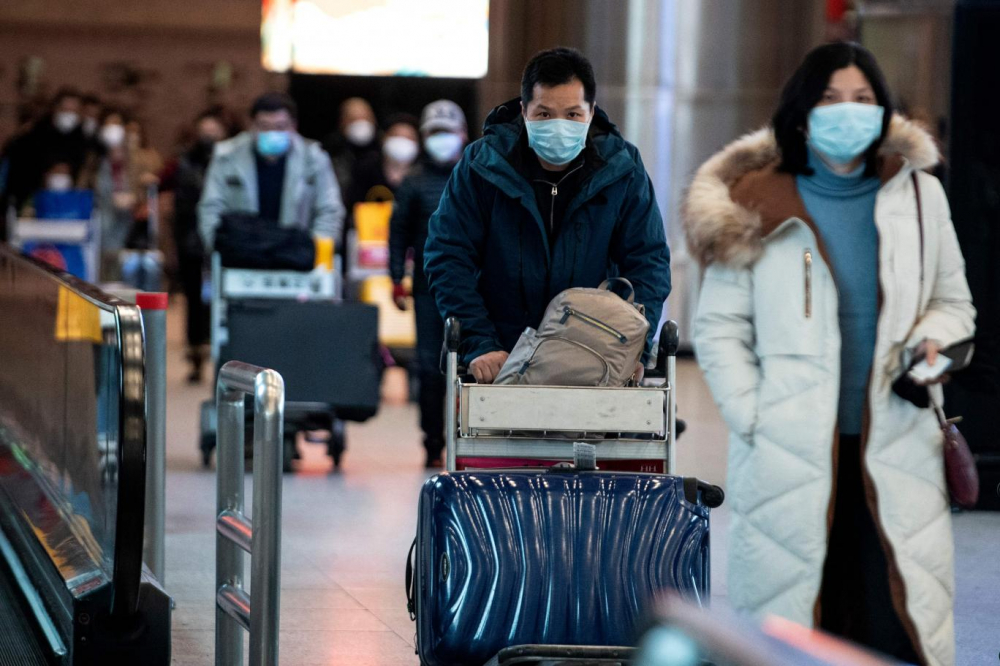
110 303 146 619
1 246 147 619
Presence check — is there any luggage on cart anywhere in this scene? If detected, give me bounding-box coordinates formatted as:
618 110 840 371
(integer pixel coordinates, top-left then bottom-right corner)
409 470 717 666
223 299 381 421
119 184 164 291
119 248 164 291
406 318 724 666
199 250 377 470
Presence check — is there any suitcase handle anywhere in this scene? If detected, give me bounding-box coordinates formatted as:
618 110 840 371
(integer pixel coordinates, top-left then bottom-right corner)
405 537 417 621
683 477 725 508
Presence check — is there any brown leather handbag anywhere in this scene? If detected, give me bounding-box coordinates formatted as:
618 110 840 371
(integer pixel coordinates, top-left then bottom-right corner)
913 173 980 508
932 399 980 508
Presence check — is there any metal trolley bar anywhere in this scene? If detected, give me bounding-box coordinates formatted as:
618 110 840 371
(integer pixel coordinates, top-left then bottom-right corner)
444 318 680 474
215 361 285 666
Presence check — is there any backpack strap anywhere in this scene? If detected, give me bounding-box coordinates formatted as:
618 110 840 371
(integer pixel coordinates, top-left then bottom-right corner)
598 277 635 304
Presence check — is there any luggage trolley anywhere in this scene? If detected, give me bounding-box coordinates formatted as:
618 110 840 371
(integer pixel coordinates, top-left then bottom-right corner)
200 252 350 470
444 317 682 474
415 318 724 666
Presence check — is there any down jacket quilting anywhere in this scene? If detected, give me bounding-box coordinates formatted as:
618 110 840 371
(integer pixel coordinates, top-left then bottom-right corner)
684 117 975 666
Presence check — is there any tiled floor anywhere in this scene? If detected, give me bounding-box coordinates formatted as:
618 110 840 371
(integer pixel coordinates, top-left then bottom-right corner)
160 304 999 665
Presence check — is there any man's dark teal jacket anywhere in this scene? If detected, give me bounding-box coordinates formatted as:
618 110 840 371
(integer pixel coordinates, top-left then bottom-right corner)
423 99 671 365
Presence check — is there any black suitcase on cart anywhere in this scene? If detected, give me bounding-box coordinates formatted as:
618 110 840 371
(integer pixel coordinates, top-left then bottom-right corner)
200 299 381 469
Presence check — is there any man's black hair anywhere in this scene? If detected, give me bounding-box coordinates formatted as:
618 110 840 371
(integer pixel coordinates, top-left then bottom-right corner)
81 93 101 107
521 47 596 106
250 92 298 121
773 42 894 177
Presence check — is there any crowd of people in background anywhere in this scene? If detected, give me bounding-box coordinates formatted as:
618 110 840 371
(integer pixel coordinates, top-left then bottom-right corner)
0 86 463 388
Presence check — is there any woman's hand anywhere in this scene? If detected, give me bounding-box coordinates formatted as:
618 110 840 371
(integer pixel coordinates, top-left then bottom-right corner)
913 339 947 385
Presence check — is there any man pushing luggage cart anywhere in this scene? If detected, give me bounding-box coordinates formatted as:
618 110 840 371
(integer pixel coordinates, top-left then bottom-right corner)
423 47 671 387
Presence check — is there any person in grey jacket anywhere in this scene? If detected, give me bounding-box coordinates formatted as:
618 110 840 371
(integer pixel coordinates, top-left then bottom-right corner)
199 92 345 250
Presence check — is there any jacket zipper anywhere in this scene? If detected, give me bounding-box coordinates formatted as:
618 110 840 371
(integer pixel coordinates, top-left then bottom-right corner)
560 307 627 343
804 249 813 318
534 163 585 237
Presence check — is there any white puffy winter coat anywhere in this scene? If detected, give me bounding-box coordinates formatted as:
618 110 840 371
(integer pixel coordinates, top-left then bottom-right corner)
683 117 975 666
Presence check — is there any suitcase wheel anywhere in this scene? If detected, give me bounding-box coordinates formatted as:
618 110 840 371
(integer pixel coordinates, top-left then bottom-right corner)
283 431 297 473
200 432 216 468
328 419 346 469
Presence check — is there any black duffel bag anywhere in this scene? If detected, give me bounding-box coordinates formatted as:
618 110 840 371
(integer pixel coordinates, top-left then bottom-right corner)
214 212 315 271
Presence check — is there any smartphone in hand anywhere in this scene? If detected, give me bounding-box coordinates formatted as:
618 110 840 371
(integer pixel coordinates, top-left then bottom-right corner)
907 338 975 383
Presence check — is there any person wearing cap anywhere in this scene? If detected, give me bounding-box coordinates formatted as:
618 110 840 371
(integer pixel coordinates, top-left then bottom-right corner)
389 100 469 467
424 48 671 384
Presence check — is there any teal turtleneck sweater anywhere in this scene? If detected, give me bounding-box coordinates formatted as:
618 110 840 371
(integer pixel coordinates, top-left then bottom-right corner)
796 150 881 435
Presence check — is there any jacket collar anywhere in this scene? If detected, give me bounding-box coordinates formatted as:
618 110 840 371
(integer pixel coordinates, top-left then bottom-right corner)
681 115 940 268
217 131 310 225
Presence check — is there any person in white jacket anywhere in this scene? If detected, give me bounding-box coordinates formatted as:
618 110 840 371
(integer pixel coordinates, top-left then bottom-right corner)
684 43 974 666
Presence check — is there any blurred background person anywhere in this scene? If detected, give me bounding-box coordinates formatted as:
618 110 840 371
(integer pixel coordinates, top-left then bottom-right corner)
198 92 344 252
171 109 230 383
322 97 379 196
94 108 137 279
123 118 165 251
2 88 88 214
686 42 975 666
346 113 420 208
389 100 467 468
80 93 103 145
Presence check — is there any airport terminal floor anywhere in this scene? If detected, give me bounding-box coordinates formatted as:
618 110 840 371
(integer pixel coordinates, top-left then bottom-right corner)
156 303 1000 666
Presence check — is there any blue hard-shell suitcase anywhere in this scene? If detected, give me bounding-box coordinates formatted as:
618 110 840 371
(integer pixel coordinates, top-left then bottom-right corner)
409 470 715 666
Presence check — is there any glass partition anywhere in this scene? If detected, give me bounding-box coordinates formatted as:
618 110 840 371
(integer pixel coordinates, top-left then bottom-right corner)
0 246 145 611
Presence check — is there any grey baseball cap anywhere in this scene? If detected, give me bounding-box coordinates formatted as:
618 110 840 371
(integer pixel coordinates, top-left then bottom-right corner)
420 100 467 134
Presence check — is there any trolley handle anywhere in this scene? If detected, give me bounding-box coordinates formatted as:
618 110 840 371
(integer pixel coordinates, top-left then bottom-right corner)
445 317 461 353
659 320 679 360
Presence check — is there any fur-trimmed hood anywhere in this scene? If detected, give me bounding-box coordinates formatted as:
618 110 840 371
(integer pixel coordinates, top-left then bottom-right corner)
681 115 939 268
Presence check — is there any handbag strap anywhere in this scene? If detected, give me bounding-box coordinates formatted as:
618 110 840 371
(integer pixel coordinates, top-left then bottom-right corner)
912 172 925 293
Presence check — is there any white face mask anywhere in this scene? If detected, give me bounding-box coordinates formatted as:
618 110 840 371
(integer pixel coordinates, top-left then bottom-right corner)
46 173 73 192
344 119 376 146
100 124 126 149
383 136 419 164
424 132 464 164
54 111 80 134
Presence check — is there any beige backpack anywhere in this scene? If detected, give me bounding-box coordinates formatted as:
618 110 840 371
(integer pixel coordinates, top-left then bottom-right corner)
494 278 649 387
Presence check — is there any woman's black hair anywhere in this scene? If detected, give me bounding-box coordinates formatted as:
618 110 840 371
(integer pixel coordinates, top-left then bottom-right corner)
773 42 894 177
383 112 420 134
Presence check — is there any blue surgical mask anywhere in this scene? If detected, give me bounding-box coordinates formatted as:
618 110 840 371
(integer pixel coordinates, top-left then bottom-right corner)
424 132 464 164
807 103 885 165
525 119 590 166
256 130 291 157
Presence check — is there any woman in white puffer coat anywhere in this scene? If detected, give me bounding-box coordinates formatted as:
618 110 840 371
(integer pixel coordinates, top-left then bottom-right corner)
684 43 974 666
